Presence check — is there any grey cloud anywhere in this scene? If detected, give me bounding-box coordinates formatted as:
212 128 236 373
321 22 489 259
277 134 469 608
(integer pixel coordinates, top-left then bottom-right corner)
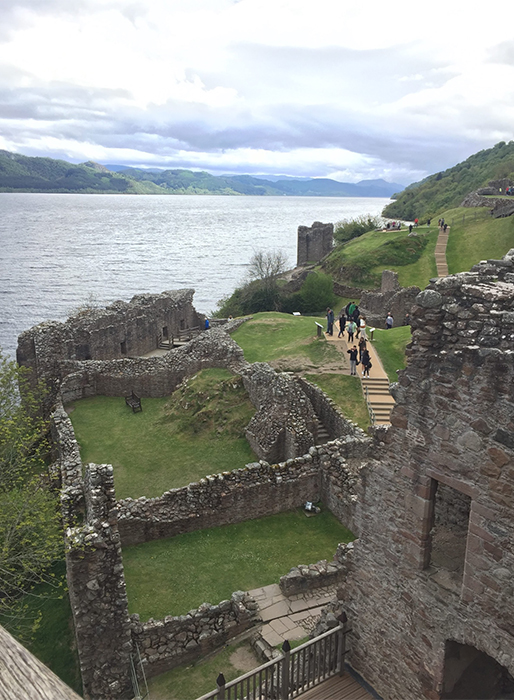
487 41 514 65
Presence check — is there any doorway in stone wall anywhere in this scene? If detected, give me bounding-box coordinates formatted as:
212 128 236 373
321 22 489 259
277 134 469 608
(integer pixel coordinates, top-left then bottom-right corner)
441 641 514 698
428 480 471 591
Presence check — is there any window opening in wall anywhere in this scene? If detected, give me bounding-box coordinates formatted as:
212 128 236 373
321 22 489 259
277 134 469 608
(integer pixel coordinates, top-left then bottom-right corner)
120 340 127 356
162 326 168 339
428 480 470 591
180 319 185 330
441 641 514 699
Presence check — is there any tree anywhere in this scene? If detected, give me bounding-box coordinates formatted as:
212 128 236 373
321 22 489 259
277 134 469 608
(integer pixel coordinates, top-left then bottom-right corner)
247 250 287 289
0 351 62 637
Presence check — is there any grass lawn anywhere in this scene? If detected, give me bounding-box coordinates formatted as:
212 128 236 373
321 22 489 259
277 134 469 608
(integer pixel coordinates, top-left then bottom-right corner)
69 369 257 499
443 206 514 274
123 509 353 620
0 560 82 695
371 327 411 383
232 312 341 367
304 374 369 430
148 639 260 700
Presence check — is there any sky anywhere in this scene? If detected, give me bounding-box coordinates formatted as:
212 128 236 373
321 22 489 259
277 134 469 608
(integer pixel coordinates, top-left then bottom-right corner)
1 0 514 186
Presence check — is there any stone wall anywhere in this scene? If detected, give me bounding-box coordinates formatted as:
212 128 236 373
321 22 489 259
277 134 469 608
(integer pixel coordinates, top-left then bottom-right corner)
359 270 420 328
297 221 334 266
17 290 202 393
131 592 259 678
344 250 514 699
65 464 134 700
279 542 353 596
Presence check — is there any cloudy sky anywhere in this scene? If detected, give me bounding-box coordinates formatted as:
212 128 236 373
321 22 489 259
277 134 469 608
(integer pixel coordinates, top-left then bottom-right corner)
1 0 513 186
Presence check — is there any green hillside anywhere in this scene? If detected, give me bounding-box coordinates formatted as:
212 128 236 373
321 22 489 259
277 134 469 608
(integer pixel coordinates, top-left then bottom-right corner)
0 150 163 194
322 207 514 291
383 141 514 221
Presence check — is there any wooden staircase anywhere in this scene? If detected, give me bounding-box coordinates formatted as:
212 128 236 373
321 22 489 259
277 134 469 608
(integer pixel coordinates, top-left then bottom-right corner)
361 376 395 424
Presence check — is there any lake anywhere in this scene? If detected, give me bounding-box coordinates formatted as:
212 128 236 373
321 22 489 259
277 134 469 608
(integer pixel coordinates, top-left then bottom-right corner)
0 193 390 358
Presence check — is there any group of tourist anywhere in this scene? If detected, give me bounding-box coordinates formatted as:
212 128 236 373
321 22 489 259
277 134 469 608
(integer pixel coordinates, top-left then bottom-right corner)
347 338 372 376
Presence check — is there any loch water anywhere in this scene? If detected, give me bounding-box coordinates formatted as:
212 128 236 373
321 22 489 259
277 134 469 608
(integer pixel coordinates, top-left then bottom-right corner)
0 193 390 358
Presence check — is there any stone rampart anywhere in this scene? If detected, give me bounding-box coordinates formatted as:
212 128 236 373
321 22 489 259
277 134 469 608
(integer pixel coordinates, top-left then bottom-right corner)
296 377 364 441
279 542 353 596
131 592 259 678
359 270 420 327
345 250 514 699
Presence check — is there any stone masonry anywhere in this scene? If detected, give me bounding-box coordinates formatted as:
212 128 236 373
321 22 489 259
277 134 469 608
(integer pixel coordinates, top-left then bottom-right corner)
344 251 514 699
297 221 334 266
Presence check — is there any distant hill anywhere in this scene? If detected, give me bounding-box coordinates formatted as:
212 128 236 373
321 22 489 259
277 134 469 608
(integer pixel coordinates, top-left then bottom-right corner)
0 150 403 197
383 141 514 221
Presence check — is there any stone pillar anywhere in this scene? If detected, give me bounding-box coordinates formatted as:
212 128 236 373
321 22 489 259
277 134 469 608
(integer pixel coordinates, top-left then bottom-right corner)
66 464 133 700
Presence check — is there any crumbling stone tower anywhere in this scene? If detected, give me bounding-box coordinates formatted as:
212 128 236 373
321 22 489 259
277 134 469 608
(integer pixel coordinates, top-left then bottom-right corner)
297 221 333 266
345 252 514 699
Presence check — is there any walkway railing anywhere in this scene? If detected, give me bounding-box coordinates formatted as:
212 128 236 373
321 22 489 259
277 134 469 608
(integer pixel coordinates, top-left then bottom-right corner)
197 622 349 700
364 387 376 426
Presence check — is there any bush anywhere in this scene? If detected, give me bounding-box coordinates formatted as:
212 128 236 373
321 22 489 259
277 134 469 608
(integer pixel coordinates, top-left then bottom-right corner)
299 272 335 313
334 215 384 243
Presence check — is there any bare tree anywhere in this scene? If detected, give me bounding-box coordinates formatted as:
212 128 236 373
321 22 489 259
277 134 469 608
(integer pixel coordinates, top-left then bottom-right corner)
248 250 287 289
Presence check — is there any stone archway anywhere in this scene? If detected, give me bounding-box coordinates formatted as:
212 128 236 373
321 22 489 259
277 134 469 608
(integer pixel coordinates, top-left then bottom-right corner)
441 641 514 699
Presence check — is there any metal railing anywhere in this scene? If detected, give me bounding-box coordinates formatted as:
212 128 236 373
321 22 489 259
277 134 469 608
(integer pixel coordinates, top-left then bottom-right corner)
197 622 349 700
364 386 376 426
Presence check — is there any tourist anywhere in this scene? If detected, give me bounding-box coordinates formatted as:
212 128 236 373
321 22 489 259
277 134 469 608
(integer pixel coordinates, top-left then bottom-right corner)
347 345 358 375
386 312 393 330
359 315 367 340
404 312 411 326
361 347 372 376
358 336 367 361
345 301 356 321
337 311 345 338
204 318 210 330
347 318 356 343
326 307 334 336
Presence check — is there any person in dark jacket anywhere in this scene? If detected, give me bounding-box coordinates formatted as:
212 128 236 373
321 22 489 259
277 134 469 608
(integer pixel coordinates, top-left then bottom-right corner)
326 308 334 336
361 348 372 376
347 345 358 375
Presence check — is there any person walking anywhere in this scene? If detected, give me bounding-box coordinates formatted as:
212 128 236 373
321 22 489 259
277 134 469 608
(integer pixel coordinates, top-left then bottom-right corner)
326 307 334 336
337 311 345 338
358 336 367 362
347 318 356 343
347 345 358 375
386 312 393 330
359 315 367 340
361 347 372 376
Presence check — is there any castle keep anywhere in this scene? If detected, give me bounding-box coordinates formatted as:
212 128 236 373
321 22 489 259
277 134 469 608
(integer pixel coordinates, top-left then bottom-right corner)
16 250 514 699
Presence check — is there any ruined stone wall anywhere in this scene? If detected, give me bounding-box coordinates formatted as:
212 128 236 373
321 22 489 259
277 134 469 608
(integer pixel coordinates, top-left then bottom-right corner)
131 592 259 678
65 464 134 700
345 251 514 699
297 221 334 266
16 289 201 391
296 377 364 441
359 270 420 328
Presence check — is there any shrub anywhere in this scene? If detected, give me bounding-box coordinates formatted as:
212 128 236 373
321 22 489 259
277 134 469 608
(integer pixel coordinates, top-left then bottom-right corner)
334 215 384 243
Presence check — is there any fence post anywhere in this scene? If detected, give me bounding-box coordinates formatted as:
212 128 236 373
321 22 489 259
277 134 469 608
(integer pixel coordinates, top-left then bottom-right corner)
281 639 291 700
216 672 226 700
337 612 348 677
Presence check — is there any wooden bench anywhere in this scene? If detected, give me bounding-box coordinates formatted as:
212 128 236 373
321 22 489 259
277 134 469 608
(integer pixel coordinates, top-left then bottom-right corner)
125 391 142 413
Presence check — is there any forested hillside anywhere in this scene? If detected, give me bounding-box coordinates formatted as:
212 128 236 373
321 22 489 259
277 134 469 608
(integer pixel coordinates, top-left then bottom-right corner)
0 150 403 196
383 141 514 221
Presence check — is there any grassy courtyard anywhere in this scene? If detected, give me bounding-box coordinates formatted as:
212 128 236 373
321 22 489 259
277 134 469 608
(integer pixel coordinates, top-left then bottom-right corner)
123 508 353 620
69 369 257 499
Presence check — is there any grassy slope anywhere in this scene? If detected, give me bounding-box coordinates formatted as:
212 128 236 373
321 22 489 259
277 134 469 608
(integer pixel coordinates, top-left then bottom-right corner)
69 369 257 499
123 509 353 620
304 374 369 430
323 225 438 290
372 327 411 383
231 312 341 366
443 207 514 273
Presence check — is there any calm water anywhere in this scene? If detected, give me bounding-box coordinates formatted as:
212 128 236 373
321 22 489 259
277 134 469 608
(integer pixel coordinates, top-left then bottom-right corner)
0 194 390 358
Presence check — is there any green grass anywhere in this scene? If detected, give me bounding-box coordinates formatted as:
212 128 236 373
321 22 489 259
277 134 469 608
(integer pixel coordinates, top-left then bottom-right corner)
231 312 341 367
371 327 411 382
69 369 257 499
323 225 437 290
443 206 514 274
305 374 369 430
123 509 353 620
148 639 259 700
0 561 82 694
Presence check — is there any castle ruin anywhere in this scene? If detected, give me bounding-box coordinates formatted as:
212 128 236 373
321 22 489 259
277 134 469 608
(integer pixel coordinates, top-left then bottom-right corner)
15 250 514 699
